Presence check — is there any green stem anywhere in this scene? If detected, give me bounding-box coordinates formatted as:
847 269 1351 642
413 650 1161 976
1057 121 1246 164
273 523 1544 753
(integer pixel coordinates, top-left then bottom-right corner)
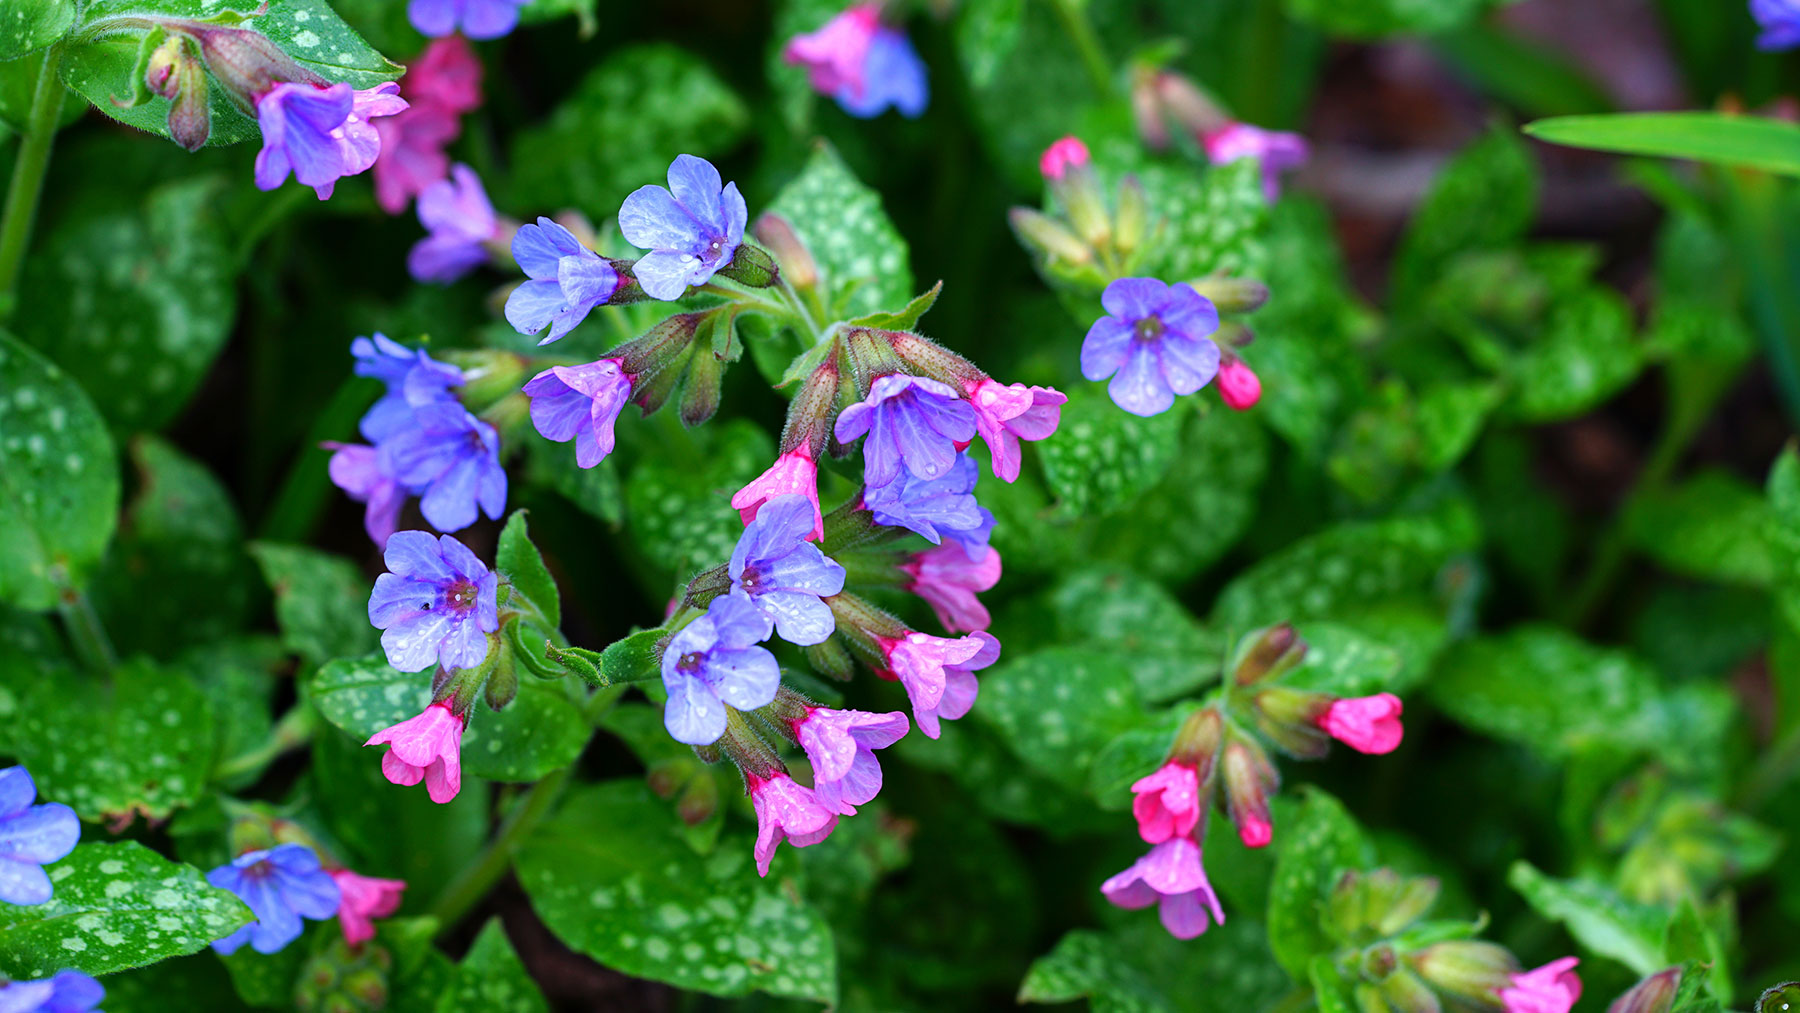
232 186 310 267
215 705 318 782
0 47 66 320
1739 722 1800 810
57 589 117 675
1048 0 1114 98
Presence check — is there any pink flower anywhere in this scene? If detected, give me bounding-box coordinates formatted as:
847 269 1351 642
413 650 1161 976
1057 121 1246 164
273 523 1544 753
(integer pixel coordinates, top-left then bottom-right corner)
783 4 881 98
373 102 459 215
328 869 406 946
730 448 822 542
1131 760 1201 844
1039 135 1090 180
882 630 1000 738
1318 693 1404 755
1499 957 1581 1013
406 36 484 115
964 378 1067 483
1101 836 1224 939
748 772 839 876
254 82 408 200
901 543 1001 633
1202 122 1310 202
364 702 464 804
1216 359 1261 411
794 708 909 814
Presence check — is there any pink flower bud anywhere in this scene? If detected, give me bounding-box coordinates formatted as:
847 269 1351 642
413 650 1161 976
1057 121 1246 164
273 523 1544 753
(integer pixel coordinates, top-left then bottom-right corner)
364 702 465 804
1130 760 1201 844
1318 694 1404 755
1039 135 1090 181
1222 739 1276 848
328 869 406 946
1217 358 1262 411
1500 957 1582 1013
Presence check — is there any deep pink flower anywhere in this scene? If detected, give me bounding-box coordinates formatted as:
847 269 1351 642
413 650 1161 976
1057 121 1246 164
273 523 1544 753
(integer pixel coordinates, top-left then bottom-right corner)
373 101 459 215
365 702 464 804
882 630 999 738
1039 135 1090 181
328 869 406 946
1101 836 1225 940
1318 694 1404 755
1216 358 1261 411
1202 122 1309 202
405 36 484 115
964 378 1066 483
748 772 839 877
731 448 822 542
783 4 881 98
794 708 909 814
1131 760 1201 844
1499 957 1581 1013
901 543 1000 633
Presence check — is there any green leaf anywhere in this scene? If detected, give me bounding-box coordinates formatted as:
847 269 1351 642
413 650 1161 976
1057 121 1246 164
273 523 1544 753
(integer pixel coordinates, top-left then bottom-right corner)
0 331 121 611
180 637 282 784
527 438 623 526
516 780 838 1003
954 0 1024 89
623 419 772 577
0 841 250 978
1046 568 1223 703
1309 954 1356 1013
0 0 75 61
977 647 1149 792
1525 112 1800 176
1625 470 1775 586
496 510 561 629
1036 388 1183 516
1136 158 1271 283
1017 930 1171 1013
766 141 914 318
248 542 375 667
1393 126 1538 303
517 0 596 34
1507 861 1670 975
1281 623 1414 697
1507 288 1643 422
437 919 549 1013
311 653 589 781
897 715 1113 834
1416 380 1501 471
846 280 942 331
1267 788 1373 978
12 658 214 821
1087 712 1188 810
600 626 666 686
1282 0 1501 38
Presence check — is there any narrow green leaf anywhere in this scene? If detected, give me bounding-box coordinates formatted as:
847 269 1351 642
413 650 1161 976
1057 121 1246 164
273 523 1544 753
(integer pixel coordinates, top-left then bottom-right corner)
1526 113 1800 176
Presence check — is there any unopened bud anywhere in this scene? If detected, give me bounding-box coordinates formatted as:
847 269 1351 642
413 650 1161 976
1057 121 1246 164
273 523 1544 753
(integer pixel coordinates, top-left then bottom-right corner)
482 650 518 711
443 348 528 413
1215 320 1254 348
1155 71 1229 137
844 327 907 396
1132 67 1171 151
1356 967 1443 1013
1410 942 1518 1006
646 760 689 798
1187 276 1270 315
781 351 840 457
1051 163 1111 249
1222 735 1277 848
1039 136 1091 181
145 34 185 98
1379 875 1441 937
1008 207 1092 266
680 348 724 428
1217 357 1262 412
717 242 779 289
1115 175 1148 258
1234 623 1306 685
1254 687 1332 759
615 312 704 379
803 637 855 681
342 967 388 1006
888 331 980 389
168 60 212 151
754 212 818 290
1169 707 1222 772
676 768 719 825
1607 967 1681 1013
189 25 318 110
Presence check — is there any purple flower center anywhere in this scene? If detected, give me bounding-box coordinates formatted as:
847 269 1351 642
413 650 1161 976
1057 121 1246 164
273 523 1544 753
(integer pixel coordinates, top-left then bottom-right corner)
1133 317 1165 342
677 651 705 674
445 578 478 613
738 564 765 591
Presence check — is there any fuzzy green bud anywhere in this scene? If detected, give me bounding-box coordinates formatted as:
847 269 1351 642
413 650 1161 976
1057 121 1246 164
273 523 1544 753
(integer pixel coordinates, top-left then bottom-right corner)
1410 941 1518 1006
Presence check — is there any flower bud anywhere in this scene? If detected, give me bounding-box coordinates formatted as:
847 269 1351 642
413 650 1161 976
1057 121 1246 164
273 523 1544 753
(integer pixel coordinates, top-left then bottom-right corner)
1222 734 1277 848
1607 967 1681 1013
717 242 780 289
188 24 318 110
482 650 518 711
1039 135 1091 181
888 331 981 390
1410 942 1518 1006
803 637 855 682
1132 67 1171 151
1217 358 1262 411
680 348 724 428
1049 160 1111 249
1253 686 1333 759
1008 207 1092 266
1378 875 1441 937
780 350 841 460
442 348 528 413
676 768 719 825
1215 320 1254 348
1155 71 1229 137
1169 706 1222 773
167 59 212 152
1187 276 1271 315
754 212 818 290
145 34 186 98
844 327 908 397
1356 967 1444 1013
1114 175 1148 258
615 312 704 381
1233 623 1307 685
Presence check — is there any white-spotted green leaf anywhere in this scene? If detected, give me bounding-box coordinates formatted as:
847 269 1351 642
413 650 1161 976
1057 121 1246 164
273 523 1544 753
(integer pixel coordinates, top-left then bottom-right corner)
248 542 376 667
766 141 913 318
0 0 75 60
1266 788 1374 978
437 919 549 1013
623 419 772 577
977 648 1149 792
1036 389 1183 517
1018 930 1171 1013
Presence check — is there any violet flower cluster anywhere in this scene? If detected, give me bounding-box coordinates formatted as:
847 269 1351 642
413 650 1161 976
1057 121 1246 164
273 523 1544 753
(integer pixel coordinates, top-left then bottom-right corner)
206 838 408 956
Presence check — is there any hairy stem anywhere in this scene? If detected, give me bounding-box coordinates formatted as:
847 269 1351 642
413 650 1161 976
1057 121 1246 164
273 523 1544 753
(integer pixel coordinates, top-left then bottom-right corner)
215 705 318 782
1049 0 1114 98
0 47 67 319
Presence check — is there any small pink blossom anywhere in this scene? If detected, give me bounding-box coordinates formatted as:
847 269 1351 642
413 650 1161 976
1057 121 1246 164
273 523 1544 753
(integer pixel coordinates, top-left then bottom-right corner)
373 102 459 215
731 448 823 542
795 708 909 814
406 36 484 115
1499 957 1581 1013
783 4 881 98
965 378 1066 483
1202 122 1310 202
901 543 1001 633
1039 135 1090 180
748 772 839 877
1216 359 1261 411
883 630 999 738
1318 693 1404 755
1131 760 1201 844
1101 836 1224 940
365 702 464 804
1238 812 1272 848
328 869 406 946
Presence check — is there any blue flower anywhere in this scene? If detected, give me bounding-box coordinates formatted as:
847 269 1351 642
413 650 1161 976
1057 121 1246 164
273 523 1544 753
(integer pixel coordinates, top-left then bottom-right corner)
838 28 928 119
865 451 995 559
368 530 500 673
408 164 499 285
661 594 781 745
0 766 79 906
1754 0 1800 49
407 0 529 40
833 374 978 489
0 971 104 1013
207 843 341 956
350 333 464 444
730 494 846 647
380 403 507 533
1080 278 1221 417
505 218 622 344
618 155 748 300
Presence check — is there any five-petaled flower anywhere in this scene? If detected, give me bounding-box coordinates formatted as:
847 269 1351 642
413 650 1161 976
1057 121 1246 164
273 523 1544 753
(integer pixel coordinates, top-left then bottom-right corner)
366 702 467 803
409 164 500 283
328 869 407 947
1131 760 1202 844
1081 277 1222 417
368 530 499 672
1753 0 1800 49
208 843 342 955
882 630 998 738
1499 957 1582 1013
661 593 781 746
522 358 633 469
0 766 79 906
349 333 464 444
381 403 508 533
1101 836 1225 940
964 378 1066 483
255 82 408 200
793 708 910 814
834 374 978 488
618 154 748 300
901 542 1001 634
505 217 622 343
407 0 530 40
0 971 104 1013
1318 694 1405 755
748 771 839 877
729 494 847 646
865 450 995 559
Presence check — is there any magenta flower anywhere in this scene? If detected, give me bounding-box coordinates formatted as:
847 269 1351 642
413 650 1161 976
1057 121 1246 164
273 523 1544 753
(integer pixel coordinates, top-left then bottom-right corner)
1101 836 1225 940
864 451 994 559
407 0 529 40
901 542 1000 634
834 374 978 488
618 154 748 300
882 629 998 738
1202 122 1309 202
1216 357 1261 411
254 82 407 200
748 772 839 876
505 218 621 343
208 844 342 955
380 403 507 532
1131 760 1202 844
409 164 499 283
730 494 846 646
1039 135 1090 180
660 594 781 746
731 448 823 542
372 101 458 215
366 701 466 803
964 378 1066 483
0 971 103 1013
1081 278 1221 417
323 443 406 546
1318 694 1404 755
367 531 499 672
328 869 406 946
0 766 79 906
1499 957 1581 1013
793 708 909 814
404 35 484 114
784 4 879 97
522 358 631 470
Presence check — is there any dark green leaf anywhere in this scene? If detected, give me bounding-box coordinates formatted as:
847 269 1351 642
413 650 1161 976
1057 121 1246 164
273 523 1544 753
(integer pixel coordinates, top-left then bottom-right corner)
1626 470 1774 586
0 0 75 61
1017 930 1170 1013
978 647 1149 792
1267 788 1373 978
1393 127 1538 302
1036 388 1183 516
496 510 561 629
600 626 666 685
1507 288 1642 422
1135 158 1271 283
437 919 549 1013
767 141 913 318
248 542 375 667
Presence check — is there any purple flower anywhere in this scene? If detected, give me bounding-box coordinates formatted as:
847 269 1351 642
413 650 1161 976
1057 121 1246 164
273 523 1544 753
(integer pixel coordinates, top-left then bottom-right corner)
407 0 529 40
793 707 909 813
965 377 1066 483
505 217 621 344
618 154 748 300
324 442 406 546
833 374 978 488
351 333 463 443
367 530 499 672
0 971 104 1013
380 403 507 532
207 843 342 956
784 6 928 119
408 164 498 284
254 82 408 200
1081 278 1222 417
729 494 847 646
880 630 998 738
864 451 995 559
1202 122 1310 202
1754 0 1800 48
0 766 79 906
521 357 632 469
1101 836 1225 940
660 593 780 746
837 28 928 119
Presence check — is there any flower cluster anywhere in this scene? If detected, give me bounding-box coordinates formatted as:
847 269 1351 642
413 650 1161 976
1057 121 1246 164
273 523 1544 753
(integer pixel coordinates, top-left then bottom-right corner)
783 4 929 119
375 36 486 215
206 825 408 957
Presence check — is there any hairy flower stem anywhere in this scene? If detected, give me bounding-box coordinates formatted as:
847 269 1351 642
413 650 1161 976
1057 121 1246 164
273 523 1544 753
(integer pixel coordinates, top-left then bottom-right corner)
1049 0 1114 99
215 705 318 782
0 47 67 320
